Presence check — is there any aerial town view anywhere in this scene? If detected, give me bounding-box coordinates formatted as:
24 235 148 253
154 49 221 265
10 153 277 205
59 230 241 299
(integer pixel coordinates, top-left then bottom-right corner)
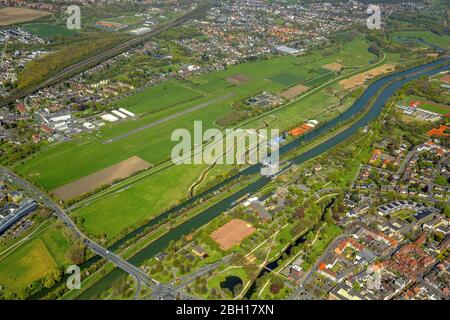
0 0 449 308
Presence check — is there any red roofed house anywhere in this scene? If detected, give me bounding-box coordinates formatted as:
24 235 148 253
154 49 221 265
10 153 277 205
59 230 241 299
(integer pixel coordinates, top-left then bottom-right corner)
427 125 450 138
40 124 53 135
335 238 364 255
409 101 420 108
290 127 306 137
16 104 26 114
440 74 450 84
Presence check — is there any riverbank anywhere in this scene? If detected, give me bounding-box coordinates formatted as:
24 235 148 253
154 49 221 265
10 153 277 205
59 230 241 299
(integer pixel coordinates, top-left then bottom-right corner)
69 58 448 300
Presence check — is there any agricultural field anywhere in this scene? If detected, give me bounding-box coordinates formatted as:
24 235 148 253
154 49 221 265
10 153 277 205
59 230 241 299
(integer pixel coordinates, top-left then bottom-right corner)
269 72 305 86
74 163 207 239
23 23 78 38
0 225 71 291
53 156 151 201
0 7 51 26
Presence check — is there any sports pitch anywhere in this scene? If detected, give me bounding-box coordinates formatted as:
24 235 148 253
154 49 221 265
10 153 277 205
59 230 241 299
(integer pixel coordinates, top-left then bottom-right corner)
403 96 450 115
211 219 255 250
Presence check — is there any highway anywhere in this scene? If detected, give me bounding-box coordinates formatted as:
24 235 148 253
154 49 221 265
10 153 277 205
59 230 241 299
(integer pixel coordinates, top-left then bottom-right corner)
0 1 214 108
0 166 157 289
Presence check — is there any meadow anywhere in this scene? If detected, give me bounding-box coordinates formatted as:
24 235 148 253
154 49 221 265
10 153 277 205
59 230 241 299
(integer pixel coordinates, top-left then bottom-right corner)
0 225 70 291
116 80 204 115
23 23 78 38
17 38 378 242
75 163 207 239
393 30 450 49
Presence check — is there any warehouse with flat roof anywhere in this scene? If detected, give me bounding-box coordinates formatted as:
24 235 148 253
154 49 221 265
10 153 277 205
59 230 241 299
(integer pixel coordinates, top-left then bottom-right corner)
0 199 38 236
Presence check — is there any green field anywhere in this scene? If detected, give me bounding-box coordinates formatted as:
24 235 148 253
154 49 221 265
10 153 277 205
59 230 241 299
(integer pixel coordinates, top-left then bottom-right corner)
18 38 375 191
269 72 305 86
75 163 207 239
393 31 450 49
23 23 78 38
0 226 70 291
15 38 379 242
402 95 450 115
116 80 204 115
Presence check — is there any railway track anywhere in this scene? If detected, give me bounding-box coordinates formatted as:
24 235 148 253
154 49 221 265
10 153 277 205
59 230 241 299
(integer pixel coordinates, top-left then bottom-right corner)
0 1 214 108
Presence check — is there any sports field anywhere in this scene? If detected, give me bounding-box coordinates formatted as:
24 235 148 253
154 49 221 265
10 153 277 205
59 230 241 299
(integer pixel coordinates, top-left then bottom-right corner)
403 96 450 115
211 219 255 250
0 7 51 26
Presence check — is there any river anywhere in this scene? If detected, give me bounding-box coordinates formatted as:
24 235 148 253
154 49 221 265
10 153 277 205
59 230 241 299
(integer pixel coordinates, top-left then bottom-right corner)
69 58 448 299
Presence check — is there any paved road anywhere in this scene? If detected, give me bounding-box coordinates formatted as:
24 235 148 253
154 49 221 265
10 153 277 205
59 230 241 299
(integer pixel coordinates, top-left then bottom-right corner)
288 233 347 300
150 255 234 300
0 166 157 288
0 1 213 108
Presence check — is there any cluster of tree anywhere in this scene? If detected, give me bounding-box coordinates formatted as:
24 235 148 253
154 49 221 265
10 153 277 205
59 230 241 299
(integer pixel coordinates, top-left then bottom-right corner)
17 36 124 89
4 266 65 300
0 140 41 166
404 78 448 104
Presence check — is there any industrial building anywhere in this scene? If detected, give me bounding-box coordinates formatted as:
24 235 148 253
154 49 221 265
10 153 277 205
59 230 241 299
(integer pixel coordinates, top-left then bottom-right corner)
0 199 38 236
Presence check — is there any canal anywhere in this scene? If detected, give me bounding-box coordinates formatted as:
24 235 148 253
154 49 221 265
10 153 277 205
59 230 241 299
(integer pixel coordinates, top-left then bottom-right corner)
73 58 449 299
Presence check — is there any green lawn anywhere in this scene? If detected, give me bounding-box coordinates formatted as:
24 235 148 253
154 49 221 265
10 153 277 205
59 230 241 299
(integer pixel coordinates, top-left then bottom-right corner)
116 80 204 115
75 163 207 239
